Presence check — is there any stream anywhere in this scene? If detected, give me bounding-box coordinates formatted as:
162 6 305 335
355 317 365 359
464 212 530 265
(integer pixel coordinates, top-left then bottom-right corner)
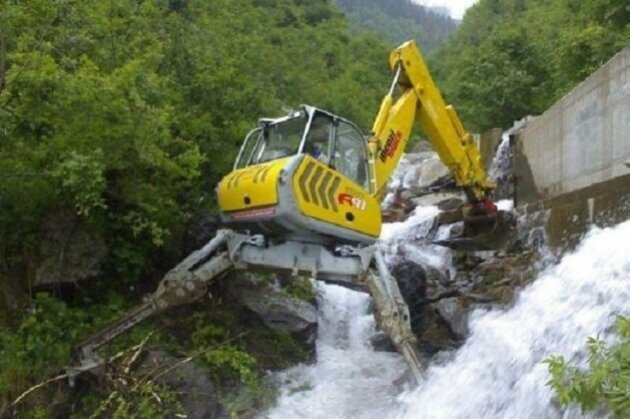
266 215 629 418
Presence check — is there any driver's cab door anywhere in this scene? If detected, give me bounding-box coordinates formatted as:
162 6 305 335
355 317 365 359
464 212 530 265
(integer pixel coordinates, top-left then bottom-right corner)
332 121 369 191
302 112 369 191
302 112 334 165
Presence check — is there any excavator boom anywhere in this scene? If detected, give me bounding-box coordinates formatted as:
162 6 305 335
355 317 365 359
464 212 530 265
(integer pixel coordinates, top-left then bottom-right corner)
369 40 494 202
369 41 513 250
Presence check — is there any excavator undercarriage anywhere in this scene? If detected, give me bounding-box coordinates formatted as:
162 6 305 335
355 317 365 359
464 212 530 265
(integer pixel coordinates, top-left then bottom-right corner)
69 230 424 384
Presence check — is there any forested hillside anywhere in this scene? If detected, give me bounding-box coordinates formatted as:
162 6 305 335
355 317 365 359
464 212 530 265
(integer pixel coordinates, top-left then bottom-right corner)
334 0 457 52
429 0 629 131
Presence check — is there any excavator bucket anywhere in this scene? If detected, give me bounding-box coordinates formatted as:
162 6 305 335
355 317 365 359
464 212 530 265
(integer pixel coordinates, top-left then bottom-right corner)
433 209 515 251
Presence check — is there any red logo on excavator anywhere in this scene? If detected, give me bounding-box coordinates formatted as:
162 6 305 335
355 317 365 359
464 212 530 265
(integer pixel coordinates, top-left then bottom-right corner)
379 130 403 162
338 193 367 210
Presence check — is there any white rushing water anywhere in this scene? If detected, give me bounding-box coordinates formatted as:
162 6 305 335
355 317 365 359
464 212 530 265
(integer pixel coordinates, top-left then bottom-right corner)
267 283 408 418
395 220 630 419
266 218 630 418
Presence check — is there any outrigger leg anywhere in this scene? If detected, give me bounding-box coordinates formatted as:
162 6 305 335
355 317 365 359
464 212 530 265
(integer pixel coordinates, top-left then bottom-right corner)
367 250 424 382
68 231 425 384
68 231 234 383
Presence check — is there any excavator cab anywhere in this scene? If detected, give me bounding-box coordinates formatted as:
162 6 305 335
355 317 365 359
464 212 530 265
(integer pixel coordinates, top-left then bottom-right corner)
217 105 382 245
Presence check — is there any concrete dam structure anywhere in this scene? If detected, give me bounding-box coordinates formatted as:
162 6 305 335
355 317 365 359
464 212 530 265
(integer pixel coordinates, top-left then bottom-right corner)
510 47 630 249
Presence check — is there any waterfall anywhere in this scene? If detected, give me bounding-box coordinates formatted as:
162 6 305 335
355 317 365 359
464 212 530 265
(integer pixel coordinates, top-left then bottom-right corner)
265 218 629 418
395 220 629 418
267 284 408 418
264 140 628 418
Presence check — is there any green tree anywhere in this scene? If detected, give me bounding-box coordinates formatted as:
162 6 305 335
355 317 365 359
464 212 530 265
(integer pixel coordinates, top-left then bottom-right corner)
546 316 630 418
428 0 630 131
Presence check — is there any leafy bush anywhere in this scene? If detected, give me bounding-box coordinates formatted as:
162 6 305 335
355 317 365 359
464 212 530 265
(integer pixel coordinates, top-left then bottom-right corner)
546 316 630 418
0 293 156 416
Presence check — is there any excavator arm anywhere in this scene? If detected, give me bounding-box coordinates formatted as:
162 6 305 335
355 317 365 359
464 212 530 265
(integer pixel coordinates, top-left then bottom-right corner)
369 41 494 204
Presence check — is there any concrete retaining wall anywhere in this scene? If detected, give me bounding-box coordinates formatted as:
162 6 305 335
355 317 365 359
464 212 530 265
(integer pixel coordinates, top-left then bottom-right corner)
516 47 630 203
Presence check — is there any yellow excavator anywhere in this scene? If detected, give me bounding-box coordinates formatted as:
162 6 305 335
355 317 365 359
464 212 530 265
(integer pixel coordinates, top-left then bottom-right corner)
69 40 511 383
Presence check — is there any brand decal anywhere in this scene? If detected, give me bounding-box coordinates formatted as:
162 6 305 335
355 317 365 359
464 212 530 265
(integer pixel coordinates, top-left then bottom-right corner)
379 130 403 162
337 193 367 210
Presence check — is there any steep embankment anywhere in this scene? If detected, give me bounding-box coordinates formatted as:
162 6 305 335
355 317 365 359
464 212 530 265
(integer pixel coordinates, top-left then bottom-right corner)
0 1 393 416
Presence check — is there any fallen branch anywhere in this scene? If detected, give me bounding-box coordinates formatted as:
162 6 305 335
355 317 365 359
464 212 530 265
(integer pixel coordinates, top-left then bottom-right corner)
9 373 68 409
123 332 155 374
8 331 155 411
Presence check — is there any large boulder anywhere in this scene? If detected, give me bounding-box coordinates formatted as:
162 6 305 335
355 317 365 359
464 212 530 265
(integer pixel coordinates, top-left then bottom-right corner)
390 261 428 336
410 192 465 211
418 156 450 188
229 274 317 333
434 297 468 339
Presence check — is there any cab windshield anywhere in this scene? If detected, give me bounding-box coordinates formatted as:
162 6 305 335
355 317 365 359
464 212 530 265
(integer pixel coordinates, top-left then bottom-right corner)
237 113 307 167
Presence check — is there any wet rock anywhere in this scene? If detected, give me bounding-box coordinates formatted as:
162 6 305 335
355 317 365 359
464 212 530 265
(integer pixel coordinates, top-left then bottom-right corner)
434 297 468 339
437 208 464 226
370 332 396 352
230 274 317 333
402 165 422 188
418 157 450 188
141 350 226 419
35 211 107 286
391 261 428 336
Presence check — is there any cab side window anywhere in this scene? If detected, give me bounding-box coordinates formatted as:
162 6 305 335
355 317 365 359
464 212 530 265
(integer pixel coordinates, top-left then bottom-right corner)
303 113 333 164
333 122 368 188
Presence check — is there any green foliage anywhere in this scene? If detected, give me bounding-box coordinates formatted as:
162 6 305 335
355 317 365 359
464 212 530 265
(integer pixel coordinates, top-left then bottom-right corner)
429 0 630 131
546 316 630 418
0 292 139 415
52 151 107 217
189 311 260 390
0 0 391 284
88 381 184 419
283 277 316 301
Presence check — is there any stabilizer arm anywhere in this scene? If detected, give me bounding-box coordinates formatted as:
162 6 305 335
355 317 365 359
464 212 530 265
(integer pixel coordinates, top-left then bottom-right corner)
366 250 424 382
69 231 234 379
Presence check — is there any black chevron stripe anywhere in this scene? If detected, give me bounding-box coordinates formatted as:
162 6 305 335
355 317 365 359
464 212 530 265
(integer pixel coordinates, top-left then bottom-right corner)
253 167 265 183
309 167 323 206
318 172 332 209
260 165 273 182
328 176 340 212
233 171 246 188
299 162 315 202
